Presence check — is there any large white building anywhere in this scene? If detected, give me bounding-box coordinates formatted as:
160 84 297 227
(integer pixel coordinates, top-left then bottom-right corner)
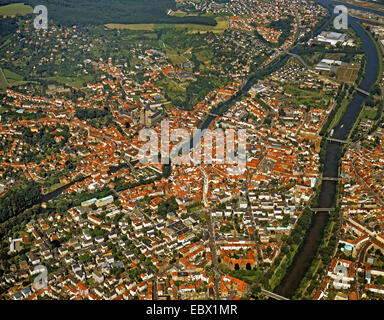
315 31 347 46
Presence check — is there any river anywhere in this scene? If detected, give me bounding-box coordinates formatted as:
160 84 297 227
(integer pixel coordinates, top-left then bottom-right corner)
10 0 380 298
274 0 380 298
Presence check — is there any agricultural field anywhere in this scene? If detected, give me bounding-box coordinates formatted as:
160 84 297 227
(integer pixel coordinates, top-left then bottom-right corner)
324 53 345 60
0 3 33 16
105 16 228 34
105 23 155 31
336 62 360 83
335 0 384 13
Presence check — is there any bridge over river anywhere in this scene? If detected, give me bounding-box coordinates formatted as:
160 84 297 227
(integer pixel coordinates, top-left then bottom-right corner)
274 0 380 298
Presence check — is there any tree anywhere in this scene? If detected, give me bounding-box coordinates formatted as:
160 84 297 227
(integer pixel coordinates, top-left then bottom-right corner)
79 253 91 264
251 284 261 296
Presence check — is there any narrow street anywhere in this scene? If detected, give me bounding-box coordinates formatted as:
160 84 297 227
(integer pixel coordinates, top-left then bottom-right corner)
207 211 221 299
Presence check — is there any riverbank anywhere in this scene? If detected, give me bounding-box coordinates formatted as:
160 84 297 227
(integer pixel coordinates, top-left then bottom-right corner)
274 0 380 298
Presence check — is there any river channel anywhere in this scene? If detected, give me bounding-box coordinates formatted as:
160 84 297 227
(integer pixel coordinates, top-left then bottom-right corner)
11 0 380 299
274 0 380 298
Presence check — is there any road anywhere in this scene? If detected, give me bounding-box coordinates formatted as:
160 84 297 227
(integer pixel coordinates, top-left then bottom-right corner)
295 109 310 136
354 239 371 300
198 165 209 208
244 169 264 275
352 158 384 207
287 52 310 69
207 211 221 299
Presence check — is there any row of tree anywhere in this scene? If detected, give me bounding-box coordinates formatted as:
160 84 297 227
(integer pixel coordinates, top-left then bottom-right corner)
258 208 313 291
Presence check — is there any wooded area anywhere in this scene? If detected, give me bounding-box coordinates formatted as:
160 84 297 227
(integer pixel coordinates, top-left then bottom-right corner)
0 0 217 26
0 181 41 223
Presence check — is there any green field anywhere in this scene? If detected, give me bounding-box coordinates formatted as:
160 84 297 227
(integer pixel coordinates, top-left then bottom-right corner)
0 3 33 16
283 84 332 108
3 68 24 86
194 48 213 64
0 68 30 88
328 96 352 134
106 16 228 34
0 68 9 89
157 77 186 101
165 48 189 65
105 23 155 31
46 75 94 88
361 107 377 120
173 12 187 17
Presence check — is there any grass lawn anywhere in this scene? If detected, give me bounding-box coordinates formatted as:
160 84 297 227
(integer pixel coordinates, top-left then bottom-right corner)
0 68 9 89
283 83 331 108
361 107 377 120
187 203 203 213
3 68 23 81
196 212 208 223
3 68 24 86
229 269 262 284
0 3 33 16
43 182 68 194
327 96 352 134
173 12 186 17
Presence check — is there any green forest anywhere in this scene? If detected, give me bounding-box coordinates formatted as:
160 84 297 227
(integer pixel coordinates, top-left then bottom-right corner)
0 0 217 26
0 181 41 223
0 18 18 38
